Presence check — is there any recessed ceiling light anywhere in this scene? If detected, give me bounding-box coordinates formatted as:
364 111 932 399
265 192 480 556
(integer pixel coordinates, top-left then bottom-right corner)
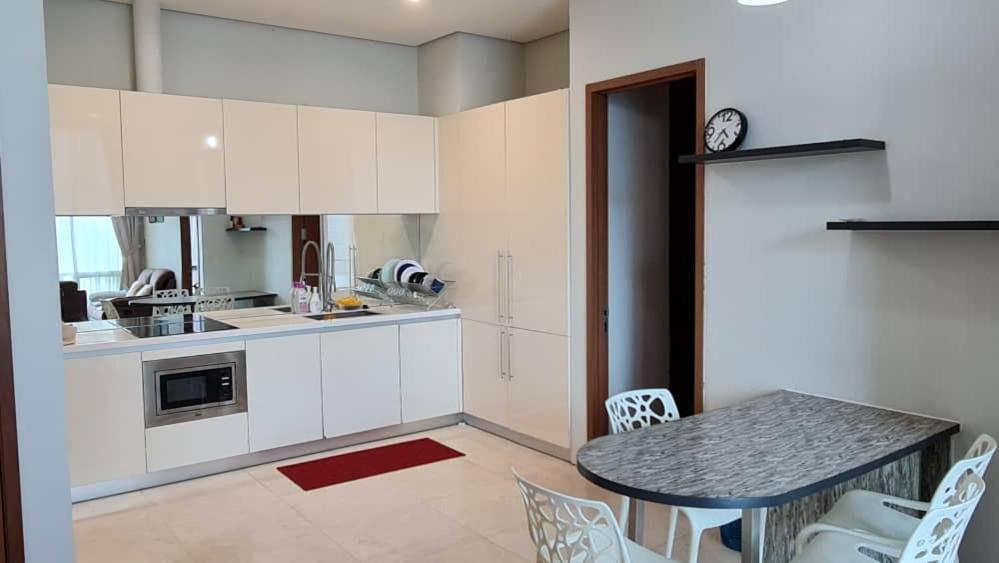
738 0 788 5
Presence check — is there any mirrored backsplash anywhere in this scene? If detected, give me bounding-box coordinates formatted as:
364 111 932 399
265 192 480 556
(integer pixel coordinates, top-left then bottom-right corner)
57 214 424 321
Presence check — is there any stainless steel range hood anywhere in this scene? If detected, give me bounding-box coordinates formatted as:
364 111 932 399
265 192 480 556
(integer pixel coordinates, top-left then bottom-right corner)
125 207 228 217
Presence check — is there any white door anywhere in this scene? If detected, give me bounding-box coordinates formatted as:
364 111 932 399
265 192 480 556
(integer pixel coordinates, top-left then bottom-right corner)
457 103 508 324
420 113 464 294
376 113 437 214
223 99 300 215
506 328 570 448
506 90 569 336
246 334 324 452
64 353 146 487
298 106 378 214
120 91 226 208
48 84 125 216
400 319 460 423
461 319 508 426
321 325 401 437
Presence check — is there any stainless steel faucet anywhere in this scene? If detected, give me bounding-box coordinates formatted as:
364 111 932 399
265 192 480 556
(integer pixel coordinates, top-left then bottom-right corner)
299 240 337 310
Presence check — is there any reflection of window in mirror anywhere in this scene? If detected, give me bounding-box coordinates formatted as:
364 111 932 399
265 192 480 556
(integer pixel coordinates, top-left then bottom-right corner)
323 215 422 288
56 216 122 294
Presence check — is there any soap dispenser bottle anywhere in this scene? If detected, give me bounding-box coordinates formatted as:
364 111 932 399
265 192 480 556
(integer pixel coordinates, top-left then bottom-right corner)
309 286 323 314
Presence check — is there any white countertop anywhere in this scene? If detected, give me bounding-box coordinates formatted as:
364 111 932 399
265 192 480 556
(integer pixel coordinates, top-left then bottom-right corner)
64 306 461 358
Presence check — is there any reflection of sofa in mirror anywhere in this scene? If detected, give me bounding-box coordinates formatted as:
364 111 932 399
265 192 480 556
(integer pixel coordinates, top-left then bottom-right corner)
103 268 177 319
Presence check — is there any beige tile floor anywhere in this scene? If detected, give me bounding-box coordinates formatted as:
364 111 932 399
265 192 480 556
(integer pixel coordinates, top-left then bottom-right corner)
72 424 740 562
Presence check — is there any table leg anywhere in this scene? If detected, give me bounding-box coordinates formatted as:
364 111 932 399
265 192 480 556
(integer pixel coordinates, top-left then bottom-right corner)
627 499 645 544
741 507 767 563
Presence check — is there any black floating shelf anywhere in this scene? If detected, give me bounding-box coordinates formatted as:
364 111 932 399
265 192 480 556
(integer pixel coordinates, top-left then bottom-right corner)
679 139 886 164
828 221 999 232
226 227 268 232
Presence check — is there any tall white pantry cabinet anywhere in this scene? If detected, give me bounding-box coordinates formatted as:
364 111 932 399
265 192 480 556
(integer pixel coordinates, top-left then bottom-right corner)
424 90 570 452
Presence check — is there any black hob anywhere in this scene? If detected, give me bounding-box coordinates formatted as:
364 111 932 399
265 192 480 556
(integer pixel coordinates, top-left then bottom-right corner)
113 314 237 338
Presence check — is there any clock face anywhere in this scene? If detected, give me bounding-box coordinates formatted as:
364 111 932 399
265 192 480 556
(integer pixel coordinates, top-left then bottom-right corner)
705 108 747 153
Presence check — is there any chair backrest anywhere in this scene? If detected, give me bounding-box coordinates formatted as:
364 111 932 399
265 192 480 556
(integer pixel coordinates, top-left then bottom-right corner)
605 389 680 434
513 469 631 563
101 300 120 320
154 288 190 299
194 295 235 313
929 434 997 509
899 475 985 563
152 305 192 317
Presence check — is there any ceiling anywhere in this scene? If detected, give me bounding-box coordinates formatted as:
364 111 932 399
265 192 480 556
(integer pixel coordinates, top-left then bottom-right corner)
110 0 569 46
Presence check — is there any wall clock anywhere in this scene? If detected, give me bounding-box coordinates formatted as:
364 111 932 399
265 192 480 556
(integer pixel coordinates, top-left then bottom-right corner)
705 108 748 153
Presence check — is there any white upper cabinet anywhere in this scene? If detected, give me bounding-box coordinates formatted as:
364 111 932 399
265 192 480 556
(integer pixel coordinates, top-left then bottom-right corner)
48 84 125 216
506 90 569 336
298 105 378 214
376 113 437 214
223 99 300 215
120 91 226 209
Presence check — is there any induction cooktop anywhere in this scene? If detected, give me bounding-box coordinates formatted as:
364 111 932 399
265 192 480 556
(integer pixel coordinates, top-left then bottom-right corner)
113 314 237 339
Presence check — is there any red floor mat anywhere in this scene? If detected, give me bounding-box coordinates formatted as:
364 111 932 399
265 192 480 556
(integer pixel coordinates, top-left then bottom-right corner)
276 437 465 491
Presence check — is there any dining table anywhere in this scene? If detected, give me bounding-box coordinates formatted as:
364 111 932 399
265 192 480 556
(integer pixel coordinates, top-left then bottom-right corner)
576 390 959 563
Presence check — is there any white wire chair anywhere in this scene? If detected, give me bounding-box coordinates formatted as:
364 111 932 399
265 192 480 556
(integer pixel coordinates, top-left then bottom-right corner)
792 474 986 563
513 469 678 563
194 295 235 313
796 434 996 557
153 288 190 299
605 389 740 563
152 304 192 317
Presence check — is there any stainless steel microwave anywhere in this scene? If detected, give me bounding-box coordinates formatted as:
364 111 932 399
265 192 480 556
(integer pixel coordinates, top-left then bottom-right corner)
142 350 247 428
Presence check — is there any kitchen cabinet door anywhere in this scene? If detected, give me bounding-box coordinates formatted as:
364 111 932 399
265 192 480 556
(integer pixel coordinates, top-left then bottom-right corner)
376 113 437 214
64 353 146 487
420 113 464 302
458 103 508 325
223 99 300 215
506 90 569 336
298 106 377 214
246 334 323 452
321 325 401 437
506 328 569 448
48 84 125 216
400 319 460 423
146 414 249 472
121 91 226 208
461 319 507 427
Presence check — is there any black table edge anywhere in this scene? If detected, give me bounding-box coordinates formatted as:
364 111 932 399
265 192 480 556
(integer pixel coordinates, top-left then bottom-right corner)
576 423 960 509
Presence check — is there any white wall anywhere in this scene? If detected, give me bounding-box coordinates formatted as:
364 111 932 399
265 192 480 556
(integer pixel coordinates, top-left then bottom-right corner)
43 0 419 113
607 85 671 397
525 31 569 96
0 0 75 559
200 215 292 299
144 217 182 278
570 0 999 559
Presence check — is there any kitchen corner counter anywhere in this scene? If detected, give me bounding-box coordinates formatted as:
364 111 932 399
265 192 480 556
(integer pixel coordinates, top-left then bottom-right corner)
64 306 461 359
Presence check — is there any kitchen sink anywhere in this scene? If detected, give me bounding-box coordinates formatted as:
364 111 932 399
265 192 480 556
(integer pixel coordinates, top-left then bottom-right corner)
305 310 379 321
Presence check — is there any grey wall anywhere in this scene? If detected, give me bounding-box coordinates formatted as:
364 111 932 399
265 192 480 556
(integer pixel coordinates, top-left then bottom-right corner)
0 0 75 559
570 0 999 559
200 215 292 300
607 85 671 397
525 31 569 96
418 32 525 116
43 0 419 113
417 34 462 117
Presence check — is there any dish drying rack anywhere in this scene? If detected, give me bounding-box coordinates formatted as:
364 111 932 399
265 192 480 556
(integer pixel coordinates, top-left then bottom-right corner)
354 277 455 311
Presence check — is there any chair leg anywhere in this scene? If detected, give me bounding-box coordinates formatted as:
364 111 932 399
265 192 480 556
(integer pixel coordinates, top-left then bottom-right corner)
688 524 704 563
665 506 680 559
617 495 631 531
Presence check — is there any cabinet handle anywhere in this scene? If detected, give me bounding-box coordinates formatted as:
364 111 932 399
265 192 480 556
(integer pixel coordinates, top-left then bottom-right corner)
506 331 513 380
498 329 507 379
507 253 514 322
496 251 505 322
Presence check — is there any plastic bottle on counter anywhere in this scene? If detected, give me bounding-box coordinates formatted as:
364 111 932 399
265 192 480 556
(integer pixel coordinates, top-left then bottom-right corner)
309 286 323 314
297 284 312 314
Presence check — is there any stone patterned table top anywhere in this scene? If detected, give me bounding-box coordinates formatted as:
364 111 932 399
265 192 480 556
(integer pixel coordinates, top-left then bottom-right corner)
577 390 959 509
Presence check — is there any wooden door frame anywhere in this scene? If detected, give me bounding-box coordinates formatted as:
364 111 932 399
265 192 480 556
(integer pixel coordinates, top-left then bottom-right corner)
586 59 706 440
0 160 24 562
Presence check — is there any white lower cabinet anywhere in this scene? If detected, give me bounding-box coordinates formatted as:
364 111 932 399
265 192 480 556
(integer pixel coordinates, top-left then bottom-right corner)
322 325 401 437
507 329 570 448
400 319 460 423
65 353 146 487
146 413 250 473
246 334 323 452
461 319 508 427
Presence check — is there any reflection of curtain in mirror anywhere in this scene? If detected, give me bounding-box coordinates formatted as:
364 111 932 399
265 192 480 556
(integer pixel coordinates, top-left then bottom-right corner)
55 217 124 293
111 216 146 288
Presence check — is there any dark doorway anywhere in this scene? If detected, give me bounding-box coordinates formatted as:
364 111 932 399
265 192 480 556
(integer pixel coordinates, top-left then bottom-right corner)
292 215 322 283
586 60 705 439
